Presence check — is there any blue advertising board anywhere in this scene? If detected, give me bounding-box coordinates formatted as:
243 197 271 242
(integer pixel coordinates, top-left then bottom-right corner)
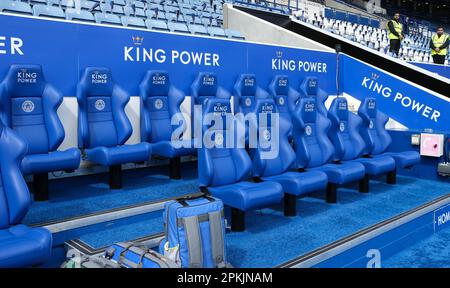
341 54 450 132
0 13 336 97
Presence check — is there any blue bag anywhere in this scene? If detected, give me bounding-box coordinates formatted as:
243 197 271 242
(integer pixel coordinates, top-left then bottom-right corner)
105 242 178 268
159 195 228 268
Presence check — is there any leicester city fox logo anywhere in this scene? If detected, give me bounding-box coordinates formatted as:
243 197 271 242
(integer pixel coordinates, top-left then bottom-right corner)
95 99 106 111
22 100 35 113
305 125 312 136
339 122 345 132
369 120 374 129
245 97 252 107
278 97 285 106
154 99 164 110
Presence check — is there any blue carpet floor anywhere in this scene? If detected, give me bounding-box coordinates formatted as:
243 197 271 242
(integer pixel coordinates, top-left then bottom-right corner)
382 228 450 268
24 162 198 225
63 176 450 267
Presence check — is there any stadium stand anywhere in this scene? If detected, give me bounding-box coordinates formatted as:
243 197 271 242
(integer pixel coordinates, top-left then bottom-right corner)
0 0 245 40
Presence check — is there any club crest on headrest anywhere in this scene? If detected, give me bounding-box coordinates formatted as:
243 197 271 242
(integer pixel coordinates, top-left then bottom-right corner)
244 97 252 107
94 99 106 111
21 100 35 113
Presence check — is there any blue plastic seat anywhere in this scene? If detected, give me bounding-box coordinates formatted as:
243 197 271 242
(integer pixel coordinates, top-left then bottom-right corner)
251 98 328 216
121 16 146 27
0 0 33 15
292 98 366 203
66 8 95 22
140 71 196 179
225 29 245 40
188 24 209 36
33 4 66 19
168 21 189 33
0 65 81 201
199 98 283 231
358 97 420 180
0 123 52 267
95 12 122 25
77 67 152 189
327 97 396 192
145 19 170 31
146 9 166 20
208 26 227 38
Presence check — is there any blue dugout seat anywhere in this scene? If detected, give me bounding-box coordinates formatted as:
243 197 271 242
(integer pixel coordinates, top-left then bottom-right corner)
292 98 366 203
198 97 283 231
77 67 152 189
0 65 81 201
358 98 420 181
191 72 230 107
233 74 270 115
0 1 33 15
251 98 328 216
0 122 52 267
298 76 329 116
327 97 396 192
140 71 196 179
268 75 297 138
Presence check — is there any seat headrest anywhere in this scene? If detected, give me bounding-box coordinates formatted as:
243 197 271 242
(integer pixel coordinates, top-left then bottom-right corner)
255 98 276 115
301 76 318 96
80 67 114 96
203 98 232 120
3 65 47 97
330 97 349 121
269 75 289 96
235 74 257 96
299 97 317 124
361 97 377 118
142 70 171 96
193 72 218 96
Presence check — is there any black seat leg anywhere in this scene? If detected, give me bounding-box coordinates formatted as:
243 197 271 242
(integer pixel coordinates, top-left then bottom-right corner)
284 194 297 216
231 208 245 232
109 165 122 189
359 174 370 193
33 173 49 201
169 157 181 180
387 169 396 184
326 183 338 203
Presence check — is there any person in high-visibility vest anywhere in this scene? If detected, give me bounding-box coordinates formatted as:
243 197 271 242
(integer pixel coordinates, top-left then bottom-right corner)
430 26 449 65
387 13 404 58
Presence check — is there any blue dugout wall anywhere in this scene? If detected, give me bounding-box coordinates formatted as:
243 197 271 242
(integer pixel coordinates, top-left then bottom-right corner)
0 14 336 97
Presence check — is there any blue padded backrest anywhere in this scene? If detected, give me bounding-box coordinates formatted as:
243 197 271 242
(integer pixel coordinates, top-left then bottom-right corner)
358 97 392 155
77 67 132 149
0 122 31 229
233 74 270 115
268 75 290 116
140 70 186 143
327 97 365 161
198 98 251 187
251 98 295 177
191 72 219 106
298 76 329 116
0 65 65 154
292 98 334 168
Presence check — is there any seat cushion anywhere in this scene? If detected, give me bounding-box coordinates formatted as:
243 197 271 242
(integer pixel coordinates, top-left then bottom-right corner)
350 155 395 176
378 151 420 168
263 171 328 196
208 181 283 211
152 140 197 158
310 162 365 185
20 148 81 175
0 224 52 268
85 142 151 166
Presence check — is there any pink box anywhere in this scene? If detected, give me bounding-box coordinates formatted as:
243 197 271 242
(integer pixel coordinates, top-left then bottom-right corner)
420 133 444 157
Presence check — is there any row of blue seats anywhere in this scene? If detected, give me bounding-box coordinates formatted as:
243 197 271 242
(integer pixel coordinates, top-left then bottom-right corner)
0 65 420 267
0 1 245 39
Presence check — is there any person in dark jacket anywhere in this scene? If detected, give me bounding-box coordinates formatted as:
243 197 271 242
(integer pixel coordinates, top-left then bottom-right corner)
387 13 404 58
430 26 449 65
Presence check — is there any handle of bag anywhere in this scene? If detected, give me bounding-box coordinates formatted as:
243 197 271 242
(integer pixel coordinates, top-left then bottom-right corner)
178 195 215 207
118 243 147 268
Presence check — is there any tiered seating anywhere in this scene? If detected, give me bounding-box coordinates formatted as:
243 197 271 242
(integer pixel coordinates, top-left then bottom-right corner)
0 0 245 40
